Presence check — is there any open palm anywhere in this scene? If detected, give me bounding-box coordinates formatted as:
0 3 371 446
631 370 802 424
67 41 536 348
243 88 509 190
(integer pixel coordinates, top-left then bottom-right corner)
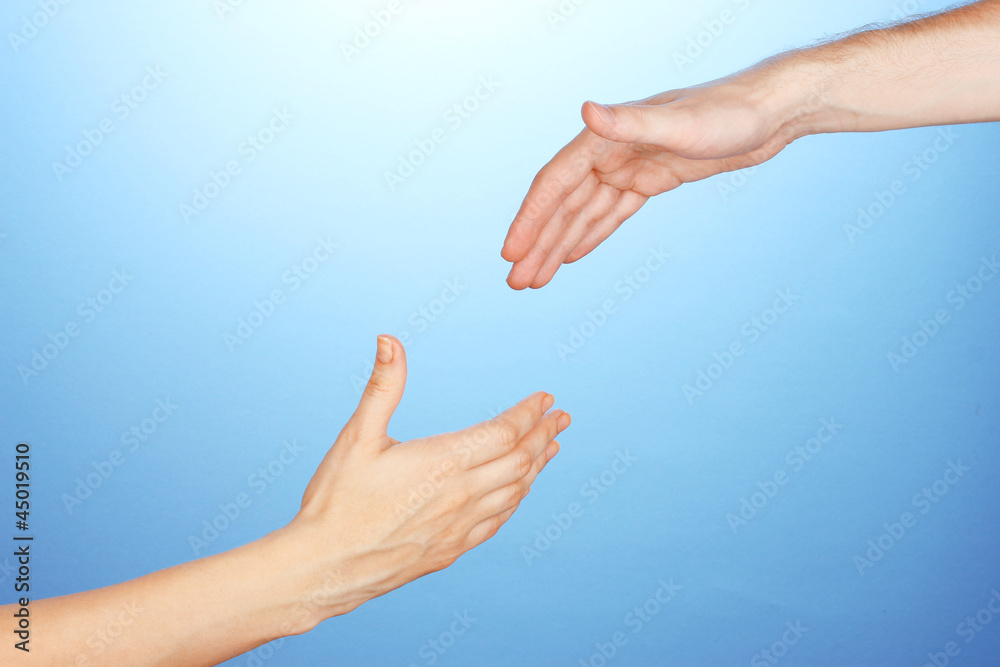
501 80 799 290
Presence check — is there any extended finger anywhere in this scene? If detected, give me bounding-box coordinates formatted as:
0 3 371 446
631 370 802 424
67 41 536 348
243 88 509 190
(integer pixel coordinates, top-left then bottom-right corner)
475 437 560 518
506 173 600 290
565 190 648 264
455 392 555 468
529 181 621 289
463 441 561 549
464 506 518 551
502 132 607 263
469 409 569 489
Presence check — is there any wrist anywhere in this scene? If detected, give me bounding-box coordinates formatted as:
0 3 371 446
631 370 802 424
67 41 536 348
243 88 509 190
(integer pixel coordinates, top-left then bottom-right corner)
219 529 324 640
755 49 851 142
263 519 375 634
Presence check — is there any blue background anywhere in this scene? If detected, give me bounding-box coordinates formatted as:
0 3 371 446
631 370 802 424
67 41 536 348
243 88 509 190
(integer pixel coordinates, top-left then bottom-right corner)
2 0 999 665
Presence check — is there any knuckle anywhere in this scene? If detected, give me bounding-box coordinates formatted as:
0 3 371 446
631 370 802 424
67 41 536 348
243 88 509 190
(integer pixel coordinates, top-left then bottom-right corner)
475 517 502 544
494 418 520 450
446 488 472 512
431 550 458 572
487 516 504 536
448 529 470 556
515 480 531 503
512 448 534 477
442 523 465 545
523 461 541 486
492 512 512 533
364 372 394 396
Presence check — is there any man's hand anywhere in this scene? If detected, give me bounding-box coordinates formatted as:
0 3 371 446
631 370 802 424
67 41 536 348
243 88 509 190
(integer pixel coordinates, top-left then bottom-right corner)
502 0 1000 290
501 71 798 290
283 334 571 628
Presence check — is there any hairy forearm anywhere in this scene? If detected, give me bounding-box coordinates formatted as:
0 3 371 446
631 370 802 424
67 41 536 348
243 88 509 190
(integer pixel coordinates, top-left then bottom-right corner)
1 528 344 666
774 0 1000 138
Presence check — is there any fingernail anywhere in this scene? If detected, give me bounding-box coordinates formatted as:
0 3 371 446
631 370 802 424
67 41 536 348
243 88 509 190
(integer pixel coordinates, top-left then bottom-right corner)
542 393 555 412
558 412 572 430
376 335 393 364
547 442 561 461
589 101 614 124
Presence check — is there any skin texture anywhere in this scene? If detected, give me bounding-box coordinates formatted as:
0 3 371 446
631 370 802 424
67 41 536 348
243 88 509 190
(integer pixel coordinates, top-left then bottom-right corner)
1 335 570 666
502 0 1000 290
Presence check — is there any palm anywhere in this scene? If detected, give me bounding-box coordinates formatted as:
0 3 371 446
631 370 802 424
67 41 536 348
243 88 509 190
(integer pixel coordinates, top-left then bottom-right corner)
502 88 789 290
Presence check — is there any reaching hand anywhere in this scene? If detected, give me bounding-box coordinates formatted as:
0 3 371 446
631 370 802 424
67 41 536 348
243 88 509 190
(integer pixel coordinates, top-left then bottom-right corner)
501 72 801 290
504 0 1000 290
3 335 570 667
283 335 571 626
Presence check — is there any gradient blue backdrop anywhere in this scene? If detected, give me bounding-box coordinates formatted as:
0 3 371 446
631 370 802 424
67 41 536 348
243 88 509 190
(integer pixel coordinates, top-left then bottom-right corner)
2 0 999 665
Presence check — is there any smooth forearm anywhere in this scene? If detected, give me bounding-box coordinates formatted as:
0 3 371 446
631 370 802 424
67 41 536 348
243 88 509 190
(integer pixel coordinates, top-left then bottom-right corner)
2 528 342 666
772 0 1000 138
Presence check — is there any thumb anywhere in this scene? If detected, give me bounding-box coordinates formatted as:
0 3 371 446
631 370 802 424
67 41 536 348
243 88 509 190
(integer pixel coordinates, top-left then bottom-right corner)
347 335 407 442
582 100 688 149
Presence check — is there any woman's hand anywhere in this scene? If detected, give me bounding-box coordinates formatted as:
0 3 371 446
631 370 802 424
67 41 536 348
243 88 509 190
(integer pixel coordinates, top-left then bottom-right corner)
3 335 569 667
279 335 571 629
